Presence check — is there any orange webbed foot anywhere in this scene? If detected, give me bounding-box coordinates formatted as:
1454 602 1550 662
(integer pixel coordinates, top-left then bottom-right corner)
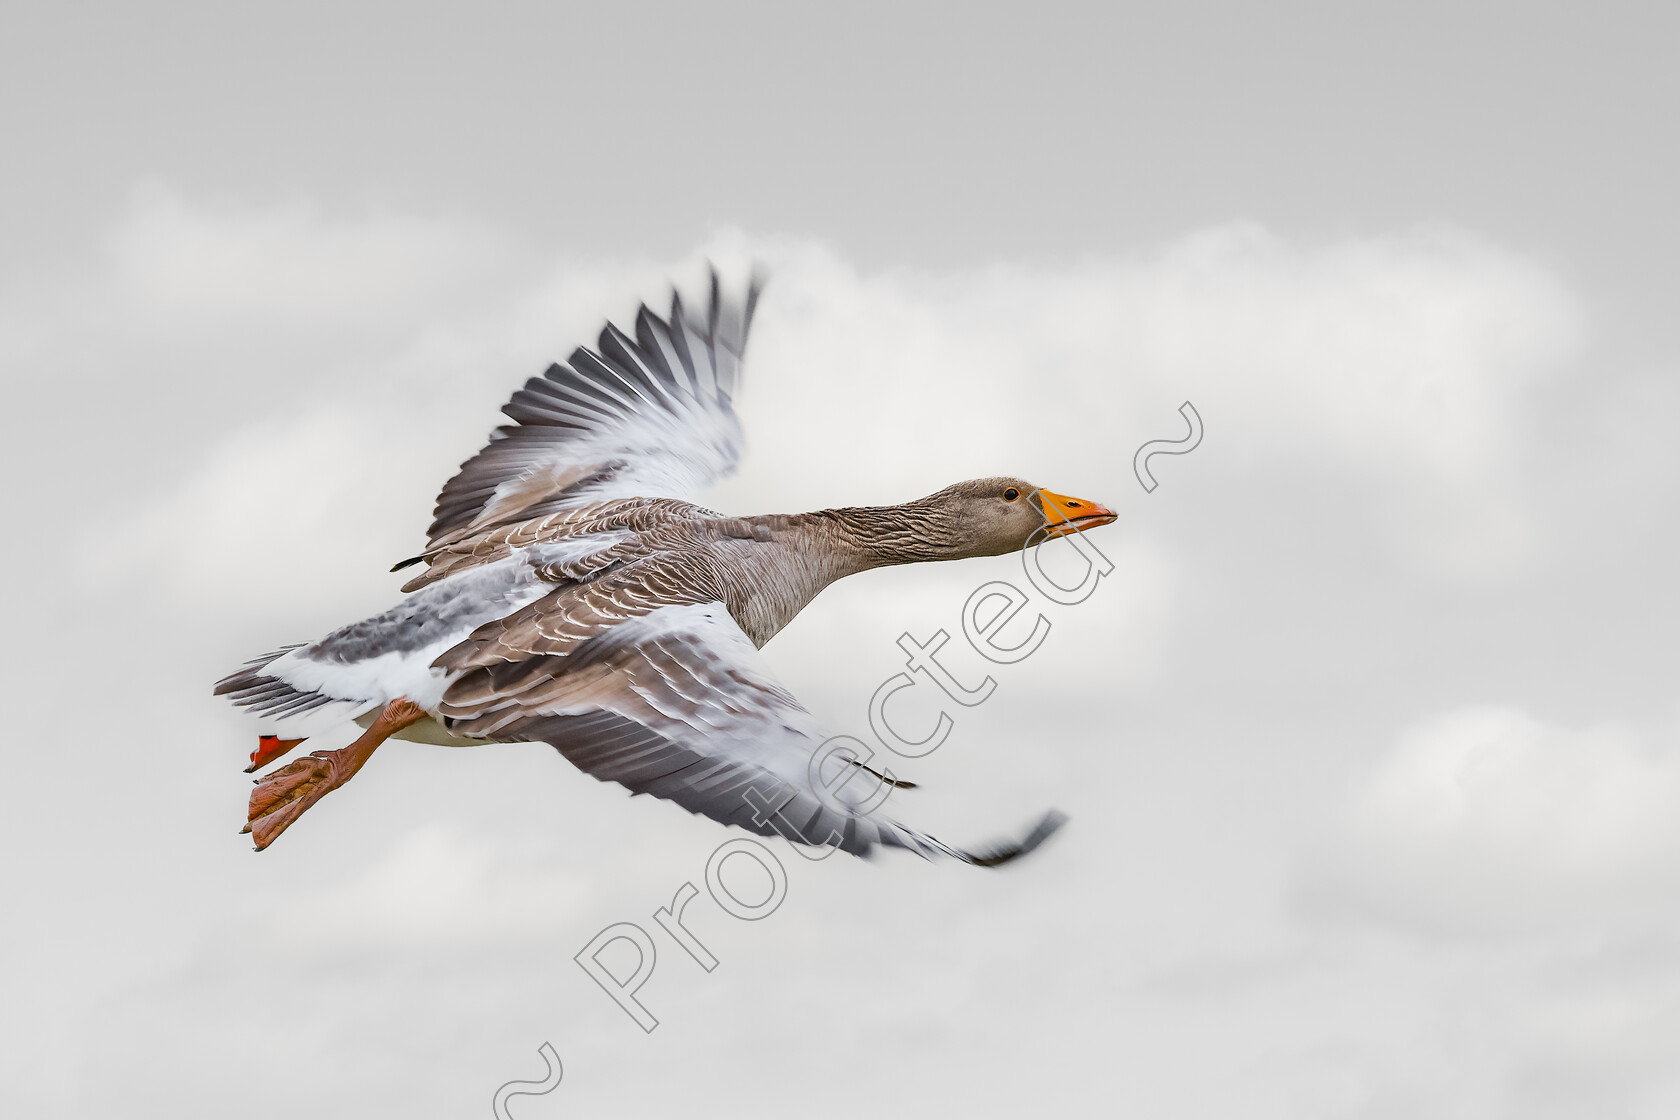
241 697 428 851
245 751 350 850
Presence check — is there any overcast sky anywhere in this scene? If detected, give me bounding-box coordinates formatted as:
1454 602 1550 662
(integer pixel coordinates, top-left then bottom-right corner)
3 3 1679 1118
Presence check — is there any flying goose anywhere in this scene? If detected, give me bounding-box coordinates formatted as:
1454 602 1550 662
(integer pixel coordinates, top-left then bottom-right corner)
216 273 1115 863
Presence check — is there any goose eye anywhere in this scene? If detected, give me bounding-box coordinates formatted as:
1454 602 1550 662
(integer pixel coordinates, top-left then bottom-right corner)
1002 487 1021 502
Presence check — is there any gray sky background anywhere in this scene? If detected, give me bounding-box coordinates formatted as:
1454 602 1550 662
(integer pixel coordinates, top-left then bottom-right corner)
3 3 1678 1117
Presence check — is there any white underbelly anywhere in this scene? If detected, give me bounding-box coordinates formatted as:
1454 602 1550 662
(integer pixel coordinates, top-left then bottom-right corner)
355 711 497 747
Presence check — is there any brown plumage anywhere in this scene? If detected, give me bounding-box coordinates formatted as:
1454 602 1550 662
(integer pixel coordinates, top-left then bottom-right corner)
217 271 1114 861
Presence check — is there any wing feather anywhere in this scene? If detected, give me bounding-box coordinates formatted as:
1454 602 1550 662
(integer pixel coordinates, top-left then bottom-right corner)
434 602 1064 864
422 270 760 553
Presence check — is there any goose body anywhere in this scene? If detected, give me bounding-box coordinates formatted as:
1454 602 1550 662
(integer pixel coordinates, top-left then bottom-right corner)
217 274 1115 861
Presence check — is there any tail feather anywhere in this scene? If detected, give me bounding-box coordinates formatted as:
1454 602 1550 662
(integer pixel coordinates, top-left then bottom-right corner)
214 645 366 722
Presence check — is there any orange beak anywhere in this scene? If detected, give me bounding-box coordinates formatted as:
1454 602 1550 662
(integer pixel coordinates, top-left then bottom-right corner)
1035 488 1117 539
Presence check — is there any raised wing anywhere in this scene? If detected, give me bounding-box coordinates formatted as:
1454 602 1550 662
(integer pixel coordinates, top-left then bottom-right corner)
435 599 1064 864
422 270 760 555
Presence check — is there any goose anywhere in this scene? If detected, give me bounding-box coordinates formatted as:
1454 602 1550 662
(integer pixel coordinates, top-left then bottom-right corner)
216 272 1116 864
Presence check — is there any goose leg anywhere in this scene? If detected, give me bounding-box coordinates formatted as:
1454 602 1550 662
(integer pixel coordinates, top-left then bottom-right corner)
244 698 427 851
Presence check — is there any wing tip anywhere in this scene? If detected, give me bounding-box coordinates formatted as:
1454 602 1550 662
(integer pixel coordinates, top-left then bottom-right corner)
418 267 765 547
959 808 1070 868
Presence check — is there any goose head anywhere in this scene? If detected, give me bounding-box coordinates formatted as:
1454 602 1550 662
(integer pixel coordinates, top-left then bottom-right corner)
906 476 1117 559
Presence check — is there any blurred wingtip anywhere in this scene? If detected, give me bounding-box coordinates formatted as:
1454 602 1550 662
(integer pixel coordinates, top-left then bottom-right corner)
963 808 1069 868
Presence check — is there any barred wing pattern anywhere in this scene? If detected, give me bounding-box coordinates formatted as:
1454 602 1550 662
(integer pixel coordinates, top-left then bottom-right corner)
437 602 1063 864
424 271 759 553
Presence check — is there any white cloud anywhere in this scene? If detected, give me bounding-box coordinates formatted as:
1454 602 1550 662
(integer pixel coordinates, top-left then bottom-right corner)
107 182 522 330
1302 705 1680 934
102 404 405 607
1131 224 1578 474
